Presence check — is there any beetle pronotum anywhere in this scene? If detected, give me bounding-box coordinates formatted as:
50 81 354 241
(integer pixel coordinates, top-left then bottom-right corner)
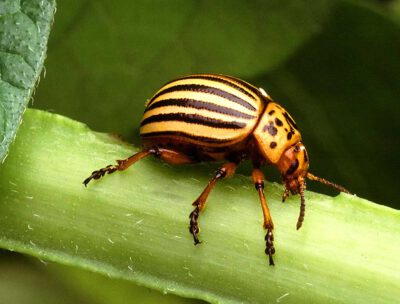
84 74 351 265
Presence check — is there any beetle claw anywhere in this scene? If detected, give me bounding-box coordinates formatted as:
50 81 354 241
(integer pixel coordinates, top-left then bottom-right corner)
189 206 202 245
83 165 118 186
265 229 275 266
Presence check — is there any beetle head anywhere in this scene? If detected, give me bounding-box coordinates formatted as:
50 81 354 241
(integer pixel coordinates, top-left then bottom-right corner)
277 142 309 195
277 142 352 228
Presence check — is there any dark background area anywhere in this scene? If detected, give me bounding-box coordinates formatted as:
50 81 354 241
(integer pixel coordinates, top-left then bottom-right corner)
34 0 400 208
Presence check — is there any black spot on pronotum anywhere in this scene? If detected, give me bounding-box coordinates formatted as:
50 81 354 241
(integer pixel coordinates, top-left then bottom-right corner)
287 132 293 140
263 121 278 136
270 142 277 149
286 159 299 175
275 118 283 127
268 110 275 115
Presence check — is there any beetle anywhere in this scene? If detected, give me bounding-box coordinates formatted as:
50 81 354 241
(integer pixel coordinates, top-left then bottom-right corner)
83 74 351 265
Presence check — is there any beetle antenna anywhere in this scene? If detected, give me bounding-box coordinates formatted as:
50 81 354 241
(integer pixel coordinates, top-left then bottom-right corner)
296 181 306 230
306 172 352 194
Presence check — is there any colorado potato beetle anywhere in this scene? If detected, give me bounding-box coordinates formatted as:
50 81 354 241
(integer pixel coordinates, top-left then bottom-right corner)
83 74 351 265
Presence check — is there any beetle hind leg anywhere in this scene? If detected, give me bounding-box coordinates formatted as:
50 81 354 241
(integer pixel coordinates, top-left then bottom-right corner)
83 147 195 186
83 150 153 186
189 162 237 245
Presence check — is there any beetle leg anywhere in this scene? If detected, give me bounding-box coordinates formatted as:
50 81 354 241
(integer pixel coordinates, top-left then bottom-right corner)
252 167 275 266
189 162 237 245
154 148 195 165
83 149 155 186
83 147 196 186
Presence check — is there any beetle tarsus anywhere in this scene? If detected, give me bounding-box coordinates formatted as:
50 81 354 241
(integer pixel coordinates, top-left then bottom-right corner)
83 150 156 187
83 164 118 186
189 206 201 245
265 229 275 266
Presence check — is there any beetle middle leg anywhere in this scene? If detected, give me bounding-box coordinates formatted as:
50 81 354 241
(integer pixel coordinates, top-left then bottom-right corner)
189 162 237 245
252 166 275 266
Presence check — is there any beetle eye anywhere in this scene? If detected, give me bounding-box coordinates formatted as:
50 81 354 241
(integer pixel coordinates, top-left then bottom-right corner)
294 145 300 152
286 159 299 175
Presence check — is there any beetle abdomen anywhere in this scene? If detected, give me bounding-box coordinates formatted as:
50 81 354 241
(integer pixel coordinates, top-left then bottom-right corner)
140 74 267 147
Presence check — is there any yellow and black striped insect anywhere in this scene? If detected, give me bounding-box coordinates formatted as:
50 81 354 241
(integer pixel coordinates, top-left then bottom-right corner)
84 74 351 265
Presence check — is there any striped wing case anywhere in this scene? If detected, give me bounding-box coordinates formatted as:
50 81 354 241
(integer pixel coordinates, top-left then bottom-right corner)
140 74 266 147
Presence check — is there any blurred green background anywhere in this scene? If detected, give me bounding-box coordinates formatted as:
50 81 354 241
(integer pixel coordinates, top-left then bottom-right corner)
3 0 400 303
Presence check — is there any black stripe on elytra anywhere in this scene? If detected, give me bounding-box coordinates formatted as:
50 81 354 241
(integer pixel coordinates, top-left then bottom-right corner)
224 76 265 100
149 84 257 111
178 75 256 100
275 117 283 127
141 113 246 129
145 98 256 120
141 131 233 144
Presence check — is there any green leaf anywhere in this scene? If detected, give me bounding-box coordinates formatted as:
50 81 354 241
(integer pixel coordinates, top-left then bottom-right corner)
0 0 55 161
1 109 399 303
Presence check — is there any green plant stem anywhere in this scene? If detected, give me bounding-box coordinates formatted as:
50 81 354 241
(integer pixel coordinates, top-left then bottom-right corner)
0 109 399 303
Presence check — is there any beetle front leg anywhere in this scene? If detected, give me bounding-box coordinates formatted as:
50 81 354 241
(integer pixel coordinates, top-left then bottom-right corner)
252 167 275 266
189 162 237 245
